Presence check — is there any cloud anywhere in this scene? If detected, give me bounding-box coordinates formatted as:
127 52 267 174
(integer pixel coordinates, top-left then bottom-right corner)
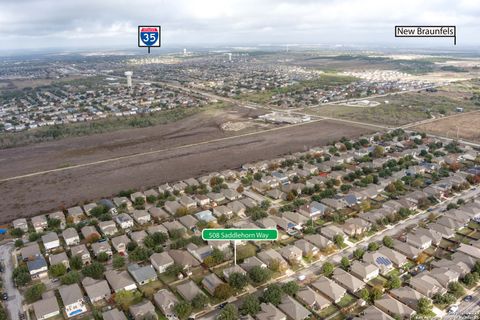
0 0 477 50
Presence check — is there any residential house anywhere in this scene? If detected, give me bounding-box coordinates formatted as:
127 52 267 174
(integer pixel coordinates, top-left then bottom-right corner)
92 241 112 257
332 268 365 293
213 205 233 218
27 256 48 279
168 250 200 270
222 265 247 281
186 243 213 262
12 218 28 232
409 273 447 298
154 289 178 317
351 261 380 282
59 283 88 318
357 305 394 320
176 280 202 301
81 225 100 241
178 215 199 232
105 270 137 293
103 309 127 320
195 194 211 207
128 263 157 285
257 249 288 270
32 215 48 232
202 273 224 296
33 296 60 320
111 235 130 254
294 239 319 257
150 252 174 273
406 233 432 250
279 245 303 264
62 228 80 246
48 211 66 229
148 207 169 221
278 295 311 320
195 210 217 223
98 220 118 236
70 244 91 265
363 251 394 275
49 252 70 269
311 276 346 303
374 295 416 319
240 256 267 272
320 224 346 241
393 240 421 260
21 242 41 261
163 221 187 236
130 230 148 245
132 210 151 225
256 303 287 320
115 213 134 229
82 277 111 303
342 218 371 237
67 207 85 224
129 300 157 320
304 234 333 250
227 200 247 216
41 232 60 251
378 247 408 268
296 287 330 311
390 287 427 310
429 267 460 288
282 211 308 227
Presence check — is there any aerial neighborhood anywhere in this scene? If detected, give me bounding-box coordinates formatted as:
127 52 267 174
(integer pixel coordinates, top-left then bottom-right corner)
6 128 480 320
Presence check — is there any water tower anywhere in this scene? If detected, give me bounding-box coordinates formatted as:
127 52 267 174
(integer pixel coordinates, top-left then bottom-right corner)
124 71 133 88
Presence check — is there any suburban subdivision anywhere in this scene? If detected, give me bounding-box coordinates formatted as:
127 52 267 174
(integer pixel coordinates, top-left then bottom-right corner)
2 128 480 320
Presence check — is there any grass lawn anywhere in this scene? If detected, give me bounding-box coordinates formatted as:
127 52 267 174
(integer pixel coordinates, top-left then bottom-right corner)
139 280 165 299
318 305 339 318
158 273 178 284
368 275 387 288
336 294 357 308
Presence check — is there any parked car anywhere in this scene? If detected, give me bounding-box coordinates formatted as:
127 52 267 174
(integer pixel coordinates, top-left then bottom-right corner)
2 293 8 301
448 305 459 314
464 295 473 302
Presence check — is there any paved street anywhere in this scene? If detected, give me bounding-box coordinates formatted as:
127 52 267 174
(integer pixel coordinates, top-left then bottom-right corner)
0 242 23 320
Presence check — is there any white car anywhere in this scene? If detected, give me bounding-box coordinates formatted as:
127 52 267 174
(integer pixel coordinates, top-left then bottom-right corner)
448 305 459 314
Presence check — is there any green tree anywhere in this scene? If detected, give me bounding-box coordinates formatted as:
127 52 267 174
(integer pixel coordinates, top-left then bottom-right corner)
83 262 105 279
248 266 272 284
10 228 24 238
371 286 383 301
281 281 299 296
359 288 370 301
261 284 284 306
49 263 67 277
191 293 208 309
240 295 260 316
13 265 30 286
61 271 80 285
96 252 110 262
70 255 83 270
14 239 23 248
382 236 394 248
448 282 465 298
165 264 183 277
417 297 433 316
322 262 334 277
24 283 46 303
340 256 350 270
174 301 192 320
217 304 238 320
333 234 345 248
368 242 379 251
387 274 401 289
353 248 365 260
214 283 234 300
113 255 125 269
228 272 249 291
129 246 152 262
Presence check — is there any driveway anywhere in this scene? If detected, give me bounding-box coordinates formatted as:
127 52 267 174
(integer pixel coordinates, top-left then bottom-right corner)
0 243 23 320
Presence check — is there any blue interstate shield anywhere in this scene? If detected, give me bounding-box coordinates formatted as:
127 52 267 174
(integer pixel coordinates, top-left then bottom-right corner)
140 27 159 46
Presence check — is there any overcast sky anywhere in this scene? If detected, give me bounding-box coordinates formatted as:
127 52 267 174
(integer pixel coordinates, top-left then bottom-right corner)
0 0 478 51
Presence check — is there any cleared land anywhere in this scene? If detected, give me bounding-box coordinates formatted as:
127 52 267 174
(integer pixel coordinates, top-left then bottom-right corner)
305 84 480 127
0 116 374 223
413 111 480 143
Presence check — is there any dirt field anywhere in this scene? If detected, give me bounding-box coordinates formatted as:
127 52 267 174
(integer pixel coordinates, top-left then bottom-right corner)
0 114 374 223
413 111 480 143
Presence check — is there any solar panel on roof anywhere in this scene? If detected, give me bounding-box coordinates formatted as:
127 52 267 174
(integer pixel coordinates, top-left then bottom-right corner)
376 256 392 266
